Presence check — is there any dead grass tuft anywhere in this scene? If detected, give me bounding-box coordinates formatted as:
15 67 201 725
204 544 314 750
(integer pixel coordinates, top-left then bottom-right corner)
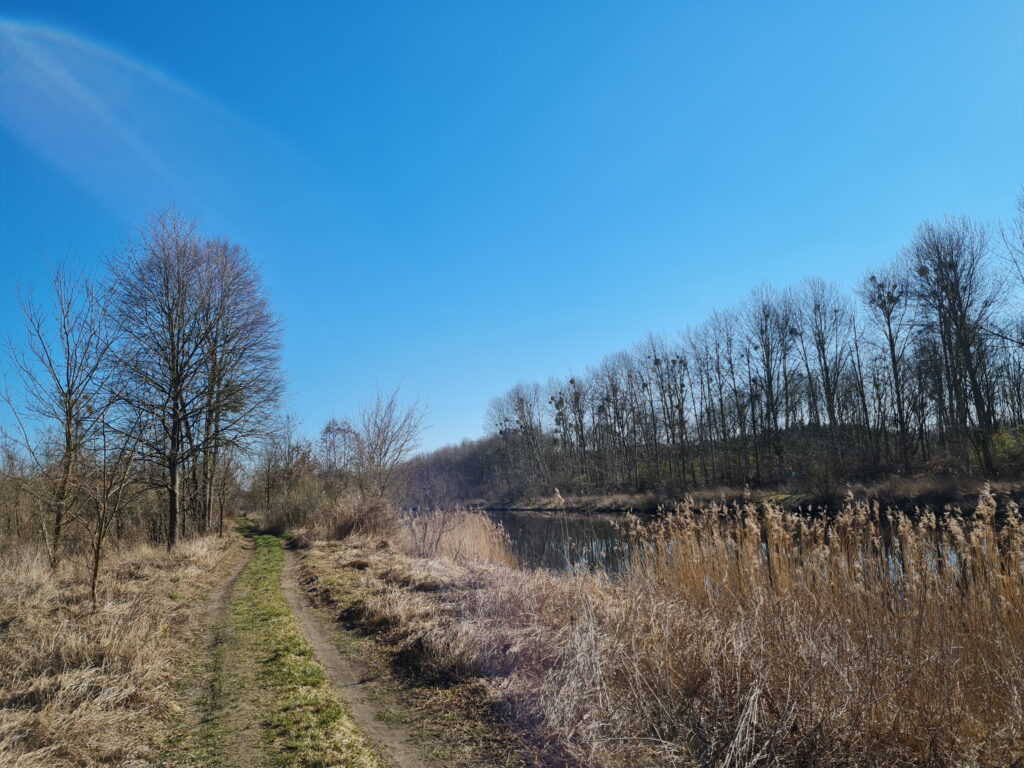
0 536 237 767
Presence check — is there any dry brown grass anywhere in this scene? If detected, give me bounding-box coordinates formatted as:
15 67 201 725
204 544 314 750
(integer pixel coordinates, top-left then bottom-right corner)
510 490 665 512
403 508 517 566
301 488 1024 767
511 477 1024 515
851 474 1023 507
288 503 517 568
0 535 239 767
273 493 406 545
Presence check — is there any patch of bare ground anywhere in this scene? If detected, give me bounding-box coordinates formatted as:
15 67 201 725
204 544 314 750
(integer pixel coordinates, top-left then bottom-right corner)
285 550 445 768
291 544 529 768
160 535 257 767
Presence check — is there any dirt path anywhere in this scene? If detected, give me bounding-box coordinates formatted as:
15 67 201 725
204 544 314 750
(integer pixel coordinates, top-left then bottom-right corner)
165 532 451 768
207 537 255 637
165 534 398 768
282 548 438 768
198 537 265 768
164 537 263 768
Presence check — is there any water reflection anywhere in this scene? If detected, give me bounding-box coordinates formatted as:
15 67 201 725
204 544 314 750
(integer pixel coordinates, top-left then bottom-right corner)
486 507 988 578
486 509 637 572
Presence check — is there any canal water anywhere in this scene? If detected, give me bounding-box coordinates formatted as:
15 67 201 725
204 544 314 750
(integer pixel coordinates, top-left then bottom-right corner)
485 509 637 572
484 507 964 575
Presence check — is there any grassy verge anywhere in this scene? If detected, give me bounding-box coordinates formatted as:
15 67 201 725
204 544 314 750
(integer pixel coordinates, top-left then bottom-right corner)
0 536 240 768
237 535 385 766
296 546 526 768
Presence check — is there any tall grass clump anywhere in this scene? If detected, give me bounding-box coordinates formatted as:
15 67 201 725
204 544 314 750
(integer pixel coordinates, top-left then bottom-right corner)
403 507 517 565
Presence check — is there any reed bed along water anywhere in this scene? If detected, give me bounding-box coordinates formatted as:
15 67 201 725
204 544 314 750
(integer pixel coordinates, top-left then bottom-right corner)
0 536 238 768
301 490 1024 767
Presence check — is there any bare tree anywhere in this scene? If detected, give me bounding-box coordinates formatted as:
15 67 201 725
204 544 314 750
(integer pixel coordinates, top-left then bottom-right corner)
350 387 426 503
997 190 1024 348
108 210 282 550
860 265 915 473
69 407 146 607
3 263 114 565
318 418 357 503
190 238 283 533
908 216 999 475
1002 190 1024 289
107 212 207 550
745 284 790 483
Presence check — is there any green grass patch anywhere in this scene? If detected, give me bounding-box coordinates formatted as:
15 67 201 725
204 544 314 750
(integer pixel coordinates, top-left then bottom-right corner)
374 708 409 725
236 516 257 536
230 535 386 768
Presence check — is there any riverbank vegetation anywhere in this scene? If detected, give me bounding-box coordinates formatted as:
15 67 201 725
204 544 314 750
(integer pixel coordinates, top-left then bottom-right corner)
408 203 1024 508
297 489 1023 767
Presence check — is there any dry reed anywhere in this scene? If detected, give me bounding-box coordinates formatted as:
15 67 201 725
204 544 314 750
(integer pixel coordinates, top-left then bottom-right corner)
403 508 517 566
301 488 1024 767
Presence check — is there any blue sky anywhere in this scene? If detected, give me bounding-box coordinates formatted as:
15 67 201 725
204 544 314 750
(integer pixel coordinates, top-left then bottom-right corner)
1 1 1022 450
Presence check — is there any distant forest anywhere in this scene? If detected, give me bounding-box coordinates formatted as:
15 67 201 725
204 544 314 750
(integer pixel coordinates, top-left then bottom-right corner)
409 200 1024 505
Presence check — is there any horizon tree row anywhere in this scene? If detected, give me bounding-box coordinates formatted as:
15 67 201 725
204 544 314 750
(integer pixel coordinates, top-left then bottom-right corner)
2 210 282 568
410 202 1024 504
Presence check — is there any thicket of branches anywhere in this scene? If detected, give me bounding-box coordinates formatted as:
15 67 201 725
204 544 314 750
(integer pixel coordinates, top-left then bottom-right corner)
249 388 426 536
411 203 1024 505
1 210 282 595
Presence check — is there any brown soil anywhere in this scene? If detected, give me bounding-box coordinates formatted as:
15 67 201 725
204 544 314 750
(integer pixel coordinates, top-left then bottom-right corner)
287 547 526 768
282 550 438 768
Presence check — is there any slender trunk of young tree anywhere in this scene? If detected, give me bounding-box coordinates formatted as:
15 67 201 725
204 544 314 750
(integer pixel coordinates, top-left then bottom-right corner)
90 534 102 608
167 462 179 551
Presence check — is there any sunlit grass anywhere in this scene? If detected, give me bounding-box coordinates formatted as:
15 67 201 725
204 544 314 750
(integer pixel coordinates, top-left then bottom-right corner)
232 534 386 768
0 536 238 767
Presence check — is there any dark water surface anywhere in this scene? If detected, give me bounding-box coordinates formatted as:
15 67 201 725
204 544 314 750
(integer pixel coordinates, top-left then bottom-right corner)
485 507 981 576
485 509 637 571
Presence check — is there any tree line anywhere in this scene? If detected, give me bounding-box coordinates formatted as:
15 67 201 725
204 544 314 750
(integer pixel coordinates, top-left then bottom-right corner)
409 201 1024 505
1 210 282 597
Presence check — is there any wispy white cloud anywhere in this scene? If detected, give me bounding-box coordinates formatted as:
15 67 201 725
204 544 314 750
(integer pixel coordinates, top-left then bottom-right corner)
0 18 298 224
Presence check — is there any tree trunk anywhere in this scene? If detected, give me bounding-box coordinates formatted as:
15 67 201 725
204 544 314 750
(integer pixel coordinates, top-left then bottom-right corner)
90 536 102 608
167 462 179 551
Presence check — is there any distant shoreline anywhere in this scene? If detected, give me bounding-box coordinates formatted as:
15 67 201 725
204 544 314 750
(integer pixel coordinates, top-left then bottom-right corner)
439 476 1024 518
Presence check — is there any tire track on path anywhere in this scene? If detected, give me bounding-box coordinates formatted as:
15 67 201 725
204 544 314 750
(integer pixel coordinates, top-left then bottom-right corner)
282 548 438 768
